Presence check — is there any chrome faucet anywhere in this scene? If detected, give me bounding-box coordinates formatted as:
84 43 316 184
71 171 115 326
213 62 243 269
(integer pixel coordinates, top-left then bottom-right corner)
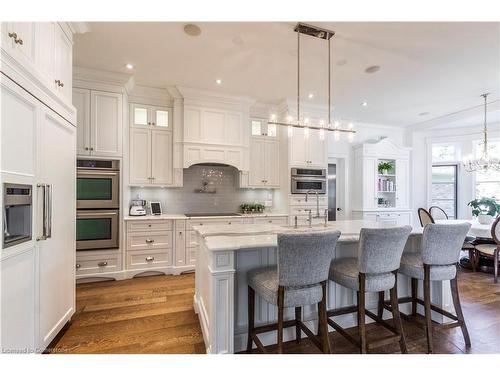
305 209 313 228
305 189 321 218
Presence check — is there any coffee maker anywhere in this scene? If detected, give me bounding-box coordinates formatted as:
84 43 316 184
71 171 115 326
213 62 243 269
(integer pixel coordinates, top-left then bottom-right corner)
129 198 147 216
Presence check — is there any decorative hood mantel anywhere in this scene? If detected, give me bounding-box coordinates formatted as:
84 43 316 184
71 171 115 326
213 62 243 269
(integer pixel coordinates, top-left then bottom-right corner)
177 86 254 171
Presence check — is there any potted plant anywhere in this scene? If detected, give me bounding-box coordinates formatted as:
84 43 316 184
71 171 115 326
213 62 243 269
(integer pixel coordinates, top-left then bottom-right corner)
378 161 393 175
468 198 500 224
240 202 265 214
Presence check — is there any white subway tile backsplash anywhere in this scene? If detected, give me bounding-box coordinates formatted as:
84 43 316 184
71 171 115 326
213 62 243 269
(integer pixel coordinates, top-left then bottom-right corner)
130 165 273 214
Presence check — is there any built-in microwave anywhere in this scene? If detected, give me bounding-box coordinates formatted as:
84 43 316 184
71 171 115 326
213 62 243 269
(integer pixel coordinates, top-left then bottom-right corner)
291 168 327 194
77 159 120 209
76 209 119 250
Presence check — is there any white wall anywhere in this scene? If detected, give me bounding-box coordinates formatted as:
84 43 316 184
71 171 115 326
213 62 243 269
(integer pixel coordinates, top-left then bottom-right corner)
327 122 408 219
408 124 500 222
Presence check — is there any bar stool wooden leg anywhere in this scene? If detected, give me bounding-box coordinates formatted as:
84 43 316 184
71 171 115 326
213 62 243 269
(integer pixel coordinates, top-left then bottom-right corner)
277 286 285 354
390 274 407 354
411 278 418 316
295 306 302 344
494 249 499 284
358 273 367 354
450 273 471 348
318 281 331 354
423 265 433 354
247 286 255 353
468 249 476 272
377 291 385 319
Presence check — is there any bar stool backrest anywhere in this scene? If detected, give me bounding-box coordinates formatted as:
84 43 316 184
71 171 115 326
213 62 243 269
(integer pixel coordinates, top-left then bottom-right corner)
421 223 471 266
418 208 435 227
429 206 448 220
358 226 412 274
491 216 500 245
277 230 341 287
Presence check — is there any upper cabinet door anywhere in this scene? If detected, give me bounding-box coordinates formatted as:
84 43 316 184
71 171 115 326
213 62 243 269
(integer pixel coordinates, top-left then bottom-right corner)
90 91 123 157
363 157 378 209
248 138 265 186
129 128 151 185
1 22 36 66
151 107 171 129
54 24 72 101
264 140 280 187
130 104 149 127
35 23 56 86
289 128 308 167
307 130 326 167
395 159 409 208
72 88 91 156
151 130 173 185
250 119 278 138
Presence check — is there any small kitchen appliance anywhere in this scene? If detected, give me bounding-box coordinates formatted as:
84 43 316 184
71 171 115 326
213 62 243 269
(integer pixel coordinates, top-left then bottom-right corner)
130 199 147 216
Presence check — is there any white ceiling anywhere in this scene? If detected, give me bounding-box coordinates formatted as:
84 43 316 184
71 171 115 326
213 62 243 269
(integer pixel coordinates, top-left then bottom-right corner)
73 22 500 128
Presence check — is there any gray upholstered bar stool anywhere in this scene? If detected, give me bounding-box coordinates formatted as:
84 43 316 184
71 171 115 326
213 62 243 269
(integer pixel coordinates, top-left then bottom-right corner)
246 230 341 354
327 226 412 354
382 222 472 354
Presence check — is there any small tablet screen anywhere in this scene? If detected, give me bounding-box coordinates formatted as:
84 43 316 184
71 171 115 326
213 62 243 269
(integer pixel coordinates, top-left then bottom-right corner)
150 202 162 215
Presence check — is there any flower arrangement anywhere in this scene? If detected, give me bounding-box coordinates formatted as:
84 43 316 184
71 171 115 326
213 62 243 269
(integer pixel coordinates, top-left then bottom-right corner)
468 198 500 224
240 203 265 214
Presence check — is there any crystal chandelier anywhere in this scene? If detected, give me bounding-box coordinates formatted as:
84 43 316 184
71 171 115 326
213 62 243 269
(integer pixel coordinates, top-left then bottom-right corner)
267 23 356 140
463 93 500 173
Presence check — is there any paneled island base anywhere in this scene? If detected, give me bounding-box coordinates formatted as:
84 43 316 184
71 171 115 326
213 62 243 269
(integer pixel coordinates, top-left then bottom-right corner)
193 221 455 354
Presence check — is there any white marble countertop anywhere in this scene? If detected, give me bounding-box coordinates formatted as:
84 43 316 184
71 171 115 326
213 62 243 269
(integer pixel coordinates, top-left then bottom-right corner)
435 219 493 239
124 212 288 221
198 220 422 251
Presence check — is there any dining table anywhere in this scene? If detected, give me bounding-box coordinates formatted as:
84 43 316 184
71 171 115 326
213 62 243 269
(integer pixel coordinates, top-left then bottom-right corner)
435 218 493 239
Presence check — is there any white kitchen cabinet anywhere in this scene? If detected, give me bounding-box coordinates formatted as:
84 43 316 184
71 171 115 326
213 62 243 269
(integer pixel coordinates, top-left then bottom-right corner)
353 211 412 226
250 119 277 138
36 106 76 349
395 158 410 209
362 157 378 210
247 138 280 188
129 128 173 186
1 248 36 353
53 25 72 101
74 89 123 157
1 22 36 66
130 103 171 129
289 127 326 167
35 22 56 86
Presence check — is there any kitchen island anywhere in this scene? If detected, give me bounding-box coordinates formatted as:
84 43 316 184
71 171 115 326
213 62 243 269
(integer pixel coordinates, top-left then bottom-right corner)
193 220 456 354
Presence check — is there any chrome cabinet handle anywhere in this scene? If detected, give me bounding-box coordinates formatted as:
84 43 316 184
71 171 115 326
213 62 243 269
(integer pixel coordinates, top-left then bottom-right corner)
145 256 154 262
98 261 108 267
145 238 154 243
46 184 52 239
84 146 89 150
90 147 94 151
76 263 81 269
37 183 48 241
148 122 151 125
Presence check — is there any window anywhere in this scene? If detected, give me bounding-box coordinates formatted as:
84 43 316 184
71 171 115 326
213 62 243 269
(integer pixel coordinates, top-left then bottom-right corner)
432 144 459 162
431 165 457 219
474 139 500 201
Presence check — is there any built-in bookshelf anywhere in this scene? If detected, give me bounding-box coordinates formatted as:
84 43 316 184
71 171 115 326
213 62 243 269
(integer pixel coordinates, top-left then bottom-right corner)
377 159 396 207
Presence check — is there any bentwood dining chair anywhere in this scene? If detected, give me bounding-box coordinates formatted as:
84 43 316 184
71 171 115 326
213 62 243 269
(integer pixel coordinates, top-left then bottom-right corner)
418 208 434 227
246 230 341 354
473 216 500 283
429 206 448 220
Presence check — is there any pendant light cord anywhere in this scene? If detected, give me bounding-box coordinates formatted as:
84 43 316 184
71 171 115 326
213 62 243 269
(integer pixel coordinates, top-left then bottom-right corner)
483 93 488 157
297 30 300 123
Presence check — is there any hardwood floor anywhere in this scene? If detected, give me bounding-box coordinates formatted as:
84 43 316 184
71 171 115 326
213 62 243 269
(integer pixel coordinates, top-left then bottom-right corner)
49 269 500 354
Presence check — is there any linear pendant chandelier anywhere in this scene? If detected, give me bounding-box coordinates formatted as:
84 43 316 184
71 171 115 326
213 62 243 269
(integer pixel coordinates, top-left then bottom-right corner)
267 22 356 139
462 93 500 173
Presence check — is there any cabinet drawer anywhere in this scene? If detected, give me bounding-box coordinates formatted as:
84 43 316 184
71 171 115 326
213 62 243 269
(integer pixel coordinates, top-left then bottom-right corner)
186 230 198 247
253 216 288 225
127 220 173 232
127 231 173 251
126 249 172 269
76 254 120 276
186 247 197 266
289 206 327 217
186 218 243 230
290 196 327 206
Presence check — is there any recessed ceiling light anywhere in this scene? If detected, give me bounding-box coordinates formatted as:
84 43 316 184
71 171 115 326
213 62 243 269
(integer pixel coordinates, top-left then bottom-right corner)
362 102 368 107
125 63 134 70
418 111 430 116
365 65 381 74
308 93 314 99
215 79 222 85
184 24 201 37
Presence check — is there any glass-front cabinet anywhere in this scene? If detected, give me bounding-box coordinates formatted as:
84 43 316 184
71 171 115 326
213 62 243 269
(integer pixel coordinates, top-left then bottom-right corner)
130 103 171 129
250 119 277 138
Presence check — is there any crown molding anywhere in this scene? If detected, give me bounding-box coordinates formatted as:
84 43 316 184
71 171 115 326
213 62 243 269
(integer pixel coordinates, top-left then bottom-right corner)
73 66 133 93
68 22 90 34
177 86 255 109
